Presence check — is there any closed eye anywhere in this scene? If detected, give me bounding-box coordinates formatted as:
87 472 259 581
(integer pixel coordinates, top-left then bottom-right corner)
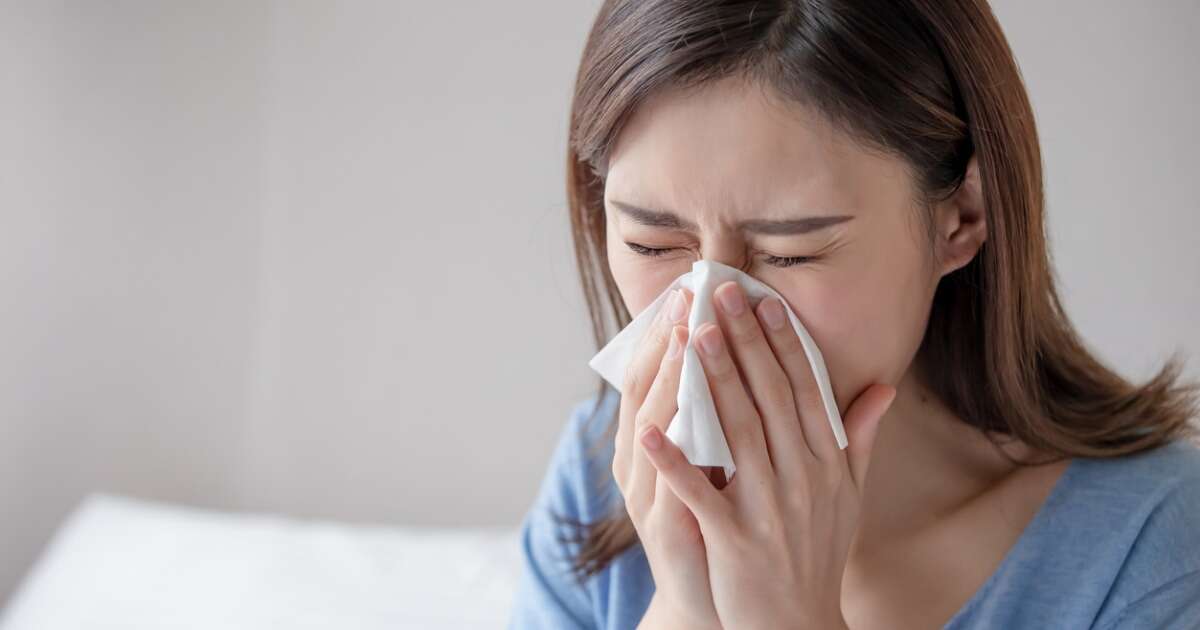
623 241 818 268
624 241 672 257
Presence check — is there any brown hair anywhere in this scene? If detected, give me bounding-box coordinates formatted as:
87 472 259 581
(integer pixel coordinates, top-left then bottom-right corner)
559 0 1200 582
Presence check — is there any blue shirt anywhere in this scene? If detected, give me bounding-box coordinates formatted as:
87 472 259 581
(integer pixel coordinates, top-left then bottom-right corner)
508 388 1200 629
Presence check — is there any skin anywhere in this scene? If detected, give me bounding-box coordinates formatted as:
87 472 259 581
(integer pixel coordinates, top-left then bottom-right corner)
604 74 1072 629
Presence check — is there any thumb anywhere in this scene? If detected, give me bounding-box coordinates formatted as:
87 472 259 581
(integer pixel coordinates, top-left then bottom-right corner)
844 383 897 490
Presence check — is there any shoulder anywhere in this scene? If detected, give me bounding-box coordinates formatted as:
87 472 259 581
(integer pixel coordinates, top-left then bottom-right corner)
558 387 621 474
564 387 621 455
1072 437 1200 542
507 388 625 629
554 390 657 623
1069 438 1200 562
1080 435 1200 482
1068 438 1200 624
538 387 622 524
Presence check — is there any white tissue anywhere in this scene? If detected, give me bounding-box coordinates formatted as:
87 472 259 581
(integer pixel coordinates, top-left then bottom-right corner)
588 259 847 482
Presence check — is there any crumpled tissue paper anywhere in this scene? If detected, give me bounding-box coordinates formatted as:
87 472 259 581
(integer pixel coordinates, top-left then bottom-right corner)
588 259 847 482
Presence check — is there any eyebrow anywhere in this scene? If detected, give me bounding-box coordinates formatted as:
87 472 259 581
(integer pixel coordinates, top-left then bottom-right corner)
609 200 853 236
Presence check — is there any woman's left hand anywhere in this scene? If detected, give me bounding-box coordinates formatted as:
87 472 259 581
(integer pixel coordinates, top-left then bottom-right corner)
636 281 897 630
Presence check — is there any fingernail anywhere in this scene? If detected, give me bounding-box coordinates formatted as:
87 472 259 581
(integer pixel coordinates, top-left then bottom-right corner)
668 289 687 323
665 327 682 359
716 283 745 316
640 425 662 450
759 298 786 331
698 325 723 356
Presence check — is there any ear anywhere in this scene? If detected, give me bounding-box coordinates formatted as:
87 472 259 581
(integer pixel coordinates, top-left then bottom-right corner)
933 154 988 278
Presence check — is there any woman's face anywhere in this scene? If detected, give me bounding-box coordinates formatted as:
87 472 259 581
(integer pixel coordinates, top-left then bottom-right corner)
603 76 971 412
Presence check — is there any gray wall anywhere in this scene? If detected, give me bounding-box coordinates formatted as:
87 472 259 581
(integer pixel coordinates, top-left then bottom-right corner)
1 1 269 604
1 0 1197 605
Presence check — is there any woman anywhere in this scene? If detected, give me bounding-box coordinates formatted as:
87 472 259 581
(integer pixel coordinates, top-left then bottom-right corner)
509 1 1200 628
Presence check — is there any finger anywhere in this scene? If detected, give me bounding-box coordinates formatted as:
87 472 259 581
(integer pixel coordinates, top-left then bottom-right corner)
713 281 811 476
692 321 771 484
629 324 689 510
640 424 729 527
755 296 840 463
614 289 691 495
653 463 700 547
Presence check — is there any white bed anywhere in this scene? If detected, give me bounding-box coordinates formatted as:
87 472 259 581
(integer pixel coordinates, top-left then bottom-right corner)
0 493 523 629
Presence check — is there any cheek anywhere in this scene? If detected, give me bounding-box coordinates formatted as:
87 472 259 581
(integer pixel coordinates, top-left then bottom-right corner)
782 261 931 412
606 242 689 318
780 284 870 409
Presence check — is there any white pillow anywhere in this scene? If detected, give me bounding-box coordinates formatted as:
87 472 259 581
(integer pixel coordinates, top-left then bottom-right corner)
1 493 521 629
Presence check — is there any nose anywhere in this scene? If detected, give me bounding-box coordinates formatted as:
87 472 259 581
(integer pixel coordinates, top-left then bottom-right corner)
700 241 750 274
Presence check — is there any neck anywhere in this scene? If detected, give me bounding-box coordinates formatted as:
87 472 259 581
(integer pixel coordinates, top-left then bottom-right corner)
848 366 1028 557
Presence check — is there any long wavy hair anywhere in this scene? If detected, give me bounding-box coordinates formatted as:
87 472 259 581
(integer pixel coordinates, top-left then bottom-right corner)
558 0 1199 581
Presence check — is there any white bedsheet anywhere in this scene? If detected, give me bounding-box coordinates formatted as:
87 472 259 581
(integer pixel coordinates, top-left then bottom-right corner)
1 493 522 629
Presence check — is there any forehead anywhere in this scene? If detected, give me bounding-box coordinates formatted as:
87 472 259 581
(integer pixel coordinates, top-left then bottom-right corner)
604 76 913 219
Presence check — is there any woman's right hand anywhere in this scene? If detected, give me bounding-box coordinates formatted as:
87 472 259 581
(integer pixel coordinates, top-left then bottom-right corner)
612 288 723 630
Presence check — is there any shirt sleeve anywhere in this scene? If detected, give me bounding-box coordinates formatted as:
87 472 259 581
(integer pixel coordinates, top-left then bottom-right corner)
1095 569 1200 630
507 395 614 630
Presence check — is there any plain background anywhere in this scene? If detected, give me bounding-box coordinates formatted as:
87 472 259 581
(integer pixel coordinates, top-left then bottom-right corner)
1 0 1197 606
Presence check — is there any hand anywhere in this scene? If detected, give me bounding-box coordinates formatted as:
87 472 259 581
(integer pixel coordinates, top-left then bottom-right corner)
613 287 723 630
637 592 724 630
636 281 897 629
